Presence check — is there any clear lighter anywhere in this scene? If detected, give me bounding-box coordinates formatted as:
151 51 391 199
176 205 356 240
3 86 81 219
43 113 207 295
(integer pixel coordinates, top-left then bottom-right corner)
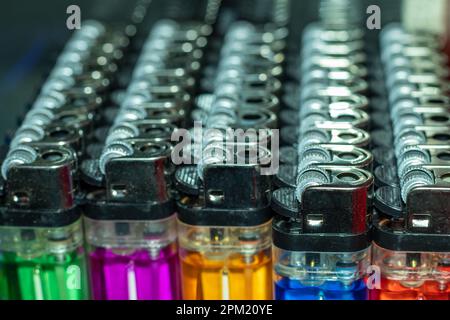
175 163 274 300
0 145 89 300
83 140 181 300
272 165 373 300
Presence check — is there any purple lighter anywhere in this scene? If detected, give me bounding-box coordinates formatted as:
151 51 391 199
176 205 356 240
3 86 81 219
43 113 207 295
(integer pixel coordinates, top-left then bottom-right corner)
83 140 181 300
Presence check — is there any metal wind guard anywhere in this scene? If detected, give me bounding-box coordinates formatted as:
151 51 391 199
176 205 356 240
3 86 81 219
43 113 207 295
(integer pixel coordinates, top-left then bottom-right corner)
175 20 288 300
372 24 450 300
83 19 214 300
0 19 129 299
273 0 373 300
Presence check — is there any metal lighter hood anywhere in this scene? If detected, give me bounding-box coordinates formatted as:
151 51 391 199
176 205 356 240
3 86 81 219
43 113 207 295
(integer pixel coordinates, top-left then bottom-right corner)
104 140 174 204
5 145 77 212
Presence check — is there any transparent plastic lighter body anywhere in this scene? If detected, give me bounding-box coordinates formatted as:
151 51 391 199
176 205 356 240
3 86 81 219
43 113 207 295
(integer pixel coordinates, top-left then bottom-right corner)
85 215 180 300
0 220 89 300
178 221 273 300
370 244 450 300
274 246 371 300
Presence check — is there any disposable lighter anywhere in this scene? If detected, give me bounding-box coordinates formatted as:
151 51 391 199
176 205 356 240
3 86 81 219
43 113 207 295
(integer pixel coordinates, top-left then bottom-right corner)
175 161 274 300
372 177 450 300
0 145 88 300
83 138 181 300
272 156 373 300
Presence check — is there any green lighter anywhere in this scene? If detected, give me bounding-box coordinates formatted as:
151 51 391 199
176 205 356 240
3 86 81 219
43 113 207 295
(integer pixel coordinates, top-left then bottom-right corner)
0 144 89 300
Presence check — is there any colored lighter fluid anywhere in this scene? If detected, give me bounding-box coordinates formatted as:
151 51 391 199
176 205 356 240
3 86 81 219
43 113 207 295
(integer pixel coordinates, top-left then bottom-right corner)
0 144 89 300
81 18 212 300
0 222 88 300
271 0 373 301
0 18 135 300
178 222 273 300
273 249 370 300
85 217 180 300
89 247 178 300
83 140 182 301
369 245 450 300
372 24 450 300
174 19 287 300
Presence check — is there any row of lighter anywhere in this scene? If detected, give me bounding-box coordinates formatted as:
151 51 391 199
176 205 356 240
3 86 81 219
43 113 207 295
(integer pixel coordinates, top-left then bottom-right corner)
0 20 132 300
0 8 286 299
81 19 215 300
370 24 450 300
274 0 450 300
174 20 288 300
0 11 213 299
1 0 449 301
274 0 373 300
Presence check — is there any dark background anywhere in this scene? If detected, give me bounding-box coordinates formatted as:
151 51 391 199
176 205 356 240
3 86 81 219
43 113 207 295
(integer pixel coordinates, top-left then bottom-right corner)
0 0 143 139
0 0 400 139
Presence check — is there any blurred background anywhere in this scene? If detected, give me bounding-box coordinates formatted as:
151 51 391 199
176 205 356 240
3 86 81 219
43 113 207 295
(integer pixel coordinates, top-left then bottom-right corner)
0 0 401 139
